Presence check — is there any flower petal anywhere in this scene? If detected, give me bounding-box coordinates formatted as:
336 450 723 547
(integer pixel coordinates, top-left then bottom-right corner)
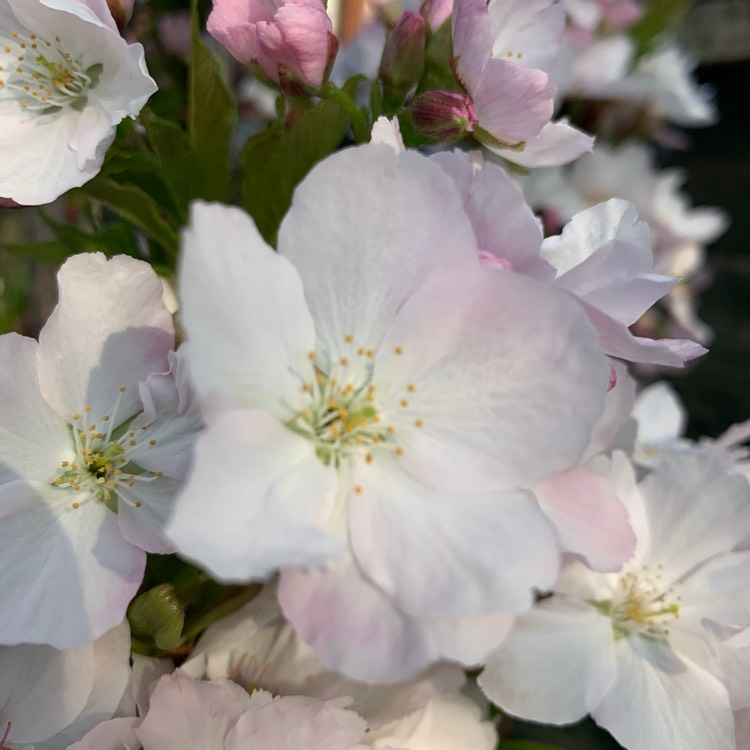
491 118 594 168
594 637 735 750
277 144 478 365
179 202 316 419
166 409 343 581
478 598 617 724
0 333 71 484
37 253 174 428
349 454 559 616
375 268 609 492
0 480 145 649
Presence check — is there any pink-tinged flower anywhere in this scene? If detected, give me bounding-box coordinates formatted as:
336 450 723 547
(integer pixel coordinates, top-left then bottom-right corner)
0 621 132 748
72 671 370 750
540 199 706 367
0 0 157 206
0 253 201 650
168 141 612 679
207 0 339 90
479 450 750 750
452 0 555 148
451 0 594 166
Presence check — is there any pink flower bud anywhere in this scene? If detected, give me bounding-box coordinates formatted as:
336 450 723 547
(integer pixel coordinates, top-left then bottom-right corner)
421 0 453 30
107 0 135 30
409 90 477 141
207 0 339 90
379 12 426 102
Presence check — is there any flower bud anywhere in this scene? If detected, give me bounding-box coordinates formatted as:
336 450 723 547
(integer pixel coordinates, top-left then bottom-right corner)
379 12 426 104
421 0 453 30
107 0 135 30
208 0 339 92
408 90 477 141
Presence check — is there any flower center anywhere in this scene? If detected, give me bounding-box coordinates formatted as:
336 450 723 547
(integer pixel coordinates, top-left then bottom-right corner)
50 386 163 511
286 336 410 467
0 29 102 113
591 564 684 640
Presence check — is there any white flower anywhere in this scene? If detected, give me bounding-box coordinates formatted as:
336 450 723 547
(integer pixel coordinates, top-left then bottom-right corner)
479 450 750 750
0 0 157 205
0 621 132 749
168 142 611 678
0 253 199 649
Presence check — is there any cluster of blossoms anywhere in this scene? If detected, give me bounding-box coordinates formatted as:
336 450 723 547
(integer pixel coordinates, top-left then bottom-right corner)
0 1 742 750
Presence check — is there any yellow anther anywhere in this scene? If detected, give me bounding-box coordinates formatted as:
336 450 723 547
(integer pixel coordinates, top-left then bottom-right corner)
354 485 364 494
149 439 157 446
366 349 374 358
61 460 69 468
407 383 416 393
301 383 310 392
340 357 349 366
119 386 126 392
394 346 403 355
85 406 92 412
395 446 404 456
135 501 142 508
386 425 396 434
103 415 110 422
506 50 513 57
129 440 136 446
71 502 79 509
400 399 409 408
344 334 354 343
71 464 78 471
128 431 135 437
365 453 373 463
4 48 10 54
308 351 316 360
414 419 424 428
11 32 18 38
155 471 164 477
517 52 523 58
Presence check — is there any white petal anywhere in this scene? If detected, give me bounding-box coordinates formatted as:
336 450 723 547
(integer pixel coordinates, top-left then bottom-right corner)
131 346 203 480
135 672 248 750
0 334 71 484
366 694 497 750
279 557 435 682
0 480 145 649
67 718 141 750
277 144 478 364
374 268 609 492
225 695 367 750
594 637 735 750
131 654 175 717
534 464 636 572
0 639 95 744
36 621 133 749
349 454 559 616
179 202 316 419
490 119 594 169
38 253 174 427
478 598 616 724
370 117 405 152
166 410 343 581
633 381 687 445
117 476 181 554
639 453 750 579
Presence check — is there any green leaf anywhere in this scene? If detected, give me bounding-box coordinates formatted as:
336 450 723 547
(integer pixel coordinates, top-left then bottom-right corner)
81 176 179 257
188 0 237 202
127 583 186 652
142 109 205 220
0 240 71 265
500 741 567 750
239 98 349 245
631 0 697 56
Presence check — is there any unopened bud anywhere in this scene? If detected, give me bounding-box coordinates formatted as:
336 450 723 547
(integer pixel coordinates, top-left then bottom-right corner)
409 90 477 142
107 0 135 30
379 12 426 104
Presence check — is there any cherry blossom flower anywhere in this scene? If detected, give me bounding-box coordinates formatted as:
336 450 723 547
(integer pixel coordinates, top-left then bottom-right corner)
0 0 157 205
479 450 750 750
0 621 132 749
71 672 369 750
168 141 612 678
0 253 200 650
452 0 593 167
207 0 339 91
